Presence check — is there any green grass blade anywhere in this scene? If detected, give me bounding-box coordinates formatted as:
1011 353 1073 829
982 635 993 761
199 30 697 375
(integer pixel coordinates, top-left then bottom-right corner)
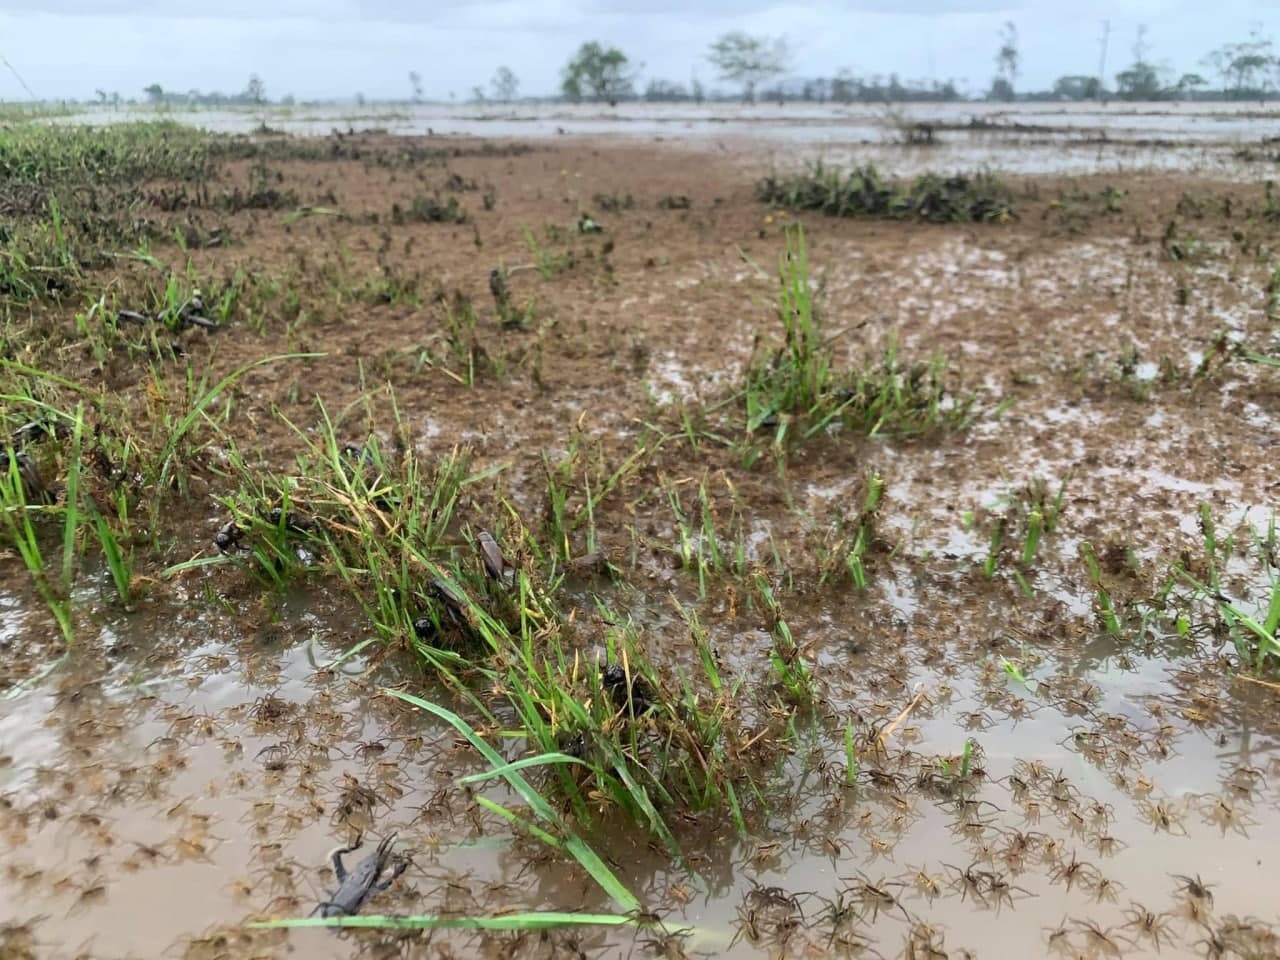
158 353 324 486
384 688 641 913
253 912 638 930
457 752 589 786
160 554 236 578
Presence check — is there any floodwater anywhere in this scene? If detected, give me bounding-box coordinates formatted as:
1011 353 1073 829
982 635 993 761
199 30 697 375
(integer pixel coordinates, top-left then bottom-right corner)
4 535 1279 958
2 119 1279 959
53 100 1280 176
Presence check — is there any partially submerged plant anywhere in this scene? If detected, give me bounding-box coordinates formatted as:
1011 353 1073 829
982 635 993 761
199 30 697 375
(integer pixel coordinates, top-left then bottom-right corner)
743 225 980 446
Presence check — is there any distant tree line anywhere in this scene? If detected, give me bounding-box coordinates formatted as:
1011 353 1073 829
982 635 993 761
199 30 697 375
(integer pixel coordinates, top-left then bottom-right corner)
121 23 1280 108
139 74 292 107
551 25 1280 105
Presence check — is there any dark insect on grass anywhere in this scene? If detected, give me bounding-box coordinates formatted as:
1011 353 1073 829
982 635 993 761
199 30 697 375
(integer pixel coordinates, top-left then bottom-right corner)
601 662 654 714
476 529 513 585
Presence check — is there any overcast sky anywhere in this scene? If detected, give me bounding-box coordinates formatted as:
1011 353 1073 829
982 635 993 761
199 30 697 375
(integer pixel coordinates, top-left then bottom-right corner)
0 1 1271 101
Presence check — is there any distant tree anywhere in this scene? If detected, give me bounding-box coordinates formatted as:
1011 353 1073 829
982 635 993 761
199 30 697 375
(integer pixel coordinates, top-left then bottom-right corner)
470 85 487 103
561 42 635 104
831 69 857 103
355 92 366 106
990 21 1019 100
690 72 705 104
803 78 830 102
1203 25 1277 100
1115 61 1162 100
1115 26 1168 100
933 79 961 101
144 83 164 104
644 78 688 102
245 73 266 105
706 31 789 102
94 88 107 105
1176 72 1207 99
491 66 519 102
409 71 423 102
1052 75 1101 100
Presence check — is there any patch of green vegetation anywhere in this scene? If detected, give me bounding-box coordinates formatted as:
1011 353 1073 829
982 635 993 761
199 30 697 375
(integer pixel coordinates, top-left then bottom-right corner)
978 475 1069 593
757 163 1014 223
203 405 777 848
743 225 980 444
0 121 216 191
392 194 467 224
0 121 230 303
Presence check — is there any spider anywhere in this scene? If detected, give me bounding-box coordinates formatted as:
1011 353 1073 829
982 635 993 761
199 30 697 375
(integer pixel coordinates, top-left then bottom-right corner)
1121 902 1174 952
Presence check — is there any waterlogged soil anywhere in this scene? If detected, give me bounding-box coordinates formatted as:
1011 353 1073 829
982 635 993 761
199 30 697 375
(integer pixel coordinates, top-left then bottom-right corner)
2 132 1279 959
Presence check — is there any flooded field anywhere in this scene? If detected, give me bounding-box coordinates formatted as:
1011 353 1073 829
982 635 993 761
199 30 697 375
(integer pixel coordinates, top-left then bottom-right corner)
58 99 1280 177
0 119 1278 959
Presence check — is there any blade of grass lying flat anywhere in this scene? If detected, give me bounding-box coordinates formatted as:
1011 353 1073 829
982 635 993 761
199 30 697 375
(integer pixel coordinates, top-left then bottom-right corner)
159 554 236 578
324 635 380 669
0 653 68 701
253 912 637 931
384 688 641 913
457 752 588 786
475 795 565 850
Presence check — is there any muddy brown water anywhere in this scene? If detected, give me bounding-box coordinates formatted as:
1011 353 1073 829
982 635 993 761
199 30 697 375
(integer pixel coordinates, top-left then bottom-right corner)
2 130 1280 958
3 568 1280 959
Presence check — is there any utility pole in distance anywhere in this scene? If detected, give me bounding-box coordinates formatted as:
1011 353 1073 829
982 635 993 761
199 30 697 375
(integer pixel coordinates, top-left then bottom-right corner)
1097 20 1110 104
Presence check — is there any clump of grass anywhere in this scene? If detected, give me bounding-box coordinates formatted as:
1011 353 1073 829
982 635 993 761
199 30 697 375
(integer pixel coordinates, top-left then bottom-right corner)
201 396 787 846
523 227 575 278
494 613 752 852
1173 507 1280 672
0 121 216 193
392 194 468 225
744 225 979 444
218 157 298 211
754 574 814 706
757 163 1014 224
0 447 74 644
1080 542 1123 638
591 192 633 213
980 475 1069 592
429 295 493 386
214 424 763 846
815 470 885 589
659 472 751 595
255 689 645 931
0 403 90 644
